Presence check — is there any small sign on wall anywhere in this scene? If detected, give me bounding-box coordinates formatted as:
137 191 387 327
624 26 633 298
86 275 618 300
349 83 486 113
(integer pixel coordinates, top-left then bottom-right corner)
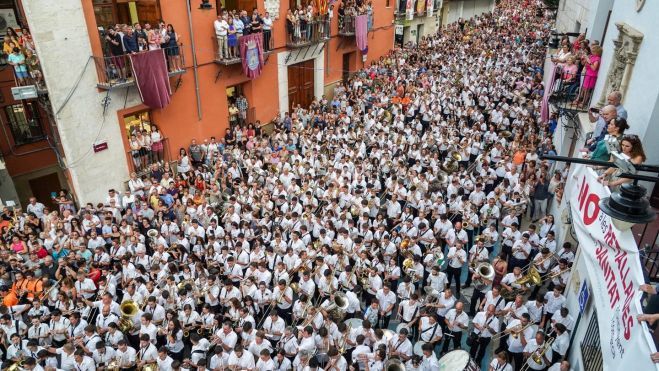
93 141 108 153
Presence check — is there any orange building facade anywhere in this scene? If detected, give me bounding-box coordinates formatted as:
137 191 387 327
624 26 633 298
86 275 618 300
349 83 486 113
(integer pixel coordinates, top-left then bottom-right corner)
17 0 399 203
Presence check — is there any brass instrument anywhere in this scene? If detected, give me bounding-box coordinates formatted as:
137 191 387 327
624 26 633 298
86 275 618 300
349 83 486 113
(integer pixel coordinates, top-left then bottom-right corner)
400 238 411 251
548 267 571 280
118 300 139 332
521 338 555 371
384 358 406 371
492 321 533 341
106 358 120 371
338 323 353 353
474 263 495 281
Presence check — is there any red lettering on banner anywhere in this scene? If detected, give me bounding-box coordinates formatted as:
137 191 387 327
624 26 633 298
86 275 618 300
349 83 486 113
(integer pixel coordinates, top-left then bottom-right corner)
595 243 621 308
578 176 589 211
577 177 600 225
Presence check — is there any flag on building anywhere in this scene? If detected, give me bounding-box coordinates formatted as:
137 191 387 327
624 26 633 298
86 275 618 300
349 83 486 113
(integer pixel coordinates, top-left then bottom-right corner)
129 49 172 109
240 33 265 79
355 14 368 55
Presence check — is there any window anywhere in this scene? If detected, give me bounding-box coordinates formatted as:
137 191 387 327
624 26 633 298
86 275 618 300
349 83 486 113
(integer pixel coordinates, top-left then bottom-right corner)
92 0 162 29
5 102 45 145
580 311 603 371
386 0 391 8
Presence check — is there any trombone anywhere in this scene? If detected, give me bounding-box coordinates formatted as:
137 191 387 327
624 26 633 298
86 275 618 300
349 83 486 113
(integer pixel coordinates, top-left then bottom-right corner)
521 337 555 371
491 322 533 341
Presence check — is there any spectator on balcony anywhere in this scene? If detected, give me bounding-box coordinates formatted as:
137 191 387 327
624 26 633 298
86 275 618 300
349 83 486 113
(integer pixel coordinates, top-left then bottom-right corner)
240 11 252 35
25 49 43 88
598 134 646 190
105 27 127 82
19 27 35 53
177 148 191 176
227 18 238 59
367 1 373 30
250 13 263 34
587 117 629 162
134 23 147 44
8 47 28 85
146 23 161 51
263 12 273 51
123 27 139 54
550 44 571 67
214 15 229 60
286 9 296 44
234 13 245 40
586 104 617 148
4 27 19 53
606 90 628 119
150 125 164 165
164 24 182 72
572 44 601 108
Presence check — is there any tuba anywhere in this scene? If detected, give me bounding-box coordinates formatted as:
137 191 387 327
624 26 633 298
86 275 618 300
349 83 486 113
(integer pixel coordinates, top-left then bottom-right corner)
118 300 139 332
327 292 349 322
384 358 406 371
475 263 495 281
147 229 158 238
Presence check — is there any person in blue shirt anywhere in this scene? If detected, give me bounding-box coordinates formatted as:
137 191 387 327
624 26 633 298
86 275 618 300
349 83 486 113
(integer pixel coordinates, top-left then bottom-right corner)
122 27 139 54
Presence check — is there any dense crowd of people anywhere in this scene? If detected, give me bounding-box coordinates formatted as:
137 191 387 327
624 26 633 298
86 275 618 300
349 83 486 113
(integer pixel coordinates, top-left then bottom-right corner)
2 0 639 370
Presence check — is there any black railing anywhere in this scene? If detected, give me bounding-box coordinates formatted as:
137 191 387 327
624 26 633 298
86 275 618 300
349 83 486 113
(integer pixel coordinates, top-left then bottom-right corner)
548 62 594 112
214 32 273 65
93 45 186 88
579 312 603 371
286 18 330 48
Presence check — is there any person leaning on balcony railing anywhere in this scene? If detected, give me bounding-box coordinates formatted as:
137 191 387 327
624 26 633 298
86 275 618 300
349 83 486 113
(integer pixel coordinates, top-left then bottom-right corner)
214 14 229 59
597 134 646 190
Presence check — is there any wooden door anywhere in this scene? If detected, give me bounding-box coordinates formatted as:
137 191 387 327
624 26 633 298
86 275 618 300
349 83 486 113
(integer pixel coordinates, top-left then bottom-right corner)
287 59 314 112
28 173 62 210
342 52 351 82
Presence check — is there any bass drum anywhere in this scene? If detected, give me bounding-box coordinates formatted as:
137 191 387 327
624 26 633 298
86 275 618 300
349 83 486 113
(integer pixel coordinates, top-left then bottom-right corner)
314 352 329 368
438 350 479 371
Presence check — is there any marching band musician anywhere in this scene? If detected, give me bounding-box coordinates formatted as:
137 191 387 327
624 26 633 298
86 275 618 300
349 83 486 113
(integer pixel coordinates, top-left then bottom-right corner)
500 312 536 370
388 328 413 362
501 267 528 298
441 302 469 354
418 313 443 348
397 293 421 339
445 241 467 298
523 332 553 371
550 323 569 364
469 304 500 363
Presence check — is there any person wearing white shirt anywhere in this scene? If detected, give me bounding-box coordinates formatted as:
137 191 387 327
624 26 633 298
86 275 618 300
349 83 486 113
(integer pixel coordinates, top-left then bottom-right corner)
213 15 229 59
397 294 421 339
501 314 535 369
543 287 566 331
501 267 528 297
375 285 397 329
262 312 285 343
551 308 574 333
227 346 255 370
446 242 467 298
190 334 210 366
136 334 158 368
418 314 442 346
523 332 553 371
547 360 570 371
209 347 229 371
216 322 238 352
388 329 413 362
273 350 292 371
426 266 449 293
469 305 500 363
351 335 371 368
114 340 137 369
441 302 469 354
255 348 276 371
420 343 440 371
71 349 96 371
510 234 531 270
75 273 97 300
489 351 514 371
550 323 569 364
27 318 50 346
92 342 116 369
156 348 174 371
247 333 272 358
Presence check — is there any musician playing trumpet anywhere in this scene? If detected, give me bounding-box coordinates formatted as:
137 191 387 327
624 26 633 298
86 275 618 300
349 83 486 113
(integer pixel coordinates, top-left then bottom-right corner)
497 313 535 370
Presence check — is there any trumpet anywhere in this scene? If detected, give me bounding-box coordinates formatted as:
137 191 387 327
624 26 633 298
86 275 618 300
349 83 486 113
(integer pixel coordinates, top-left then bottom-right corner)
547 267 571 280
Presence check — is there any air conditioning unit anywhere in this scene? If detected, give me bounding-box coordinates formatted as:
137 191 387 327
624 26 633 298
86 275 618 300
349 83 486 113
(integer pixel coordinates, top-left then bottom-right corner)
11 85 38 100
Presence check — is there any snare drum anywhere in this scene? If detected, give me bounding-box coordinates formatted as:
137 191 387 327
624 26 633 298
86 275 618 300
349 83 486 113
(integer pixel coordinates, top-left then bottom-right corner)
438 350 479 371
413 340 426 356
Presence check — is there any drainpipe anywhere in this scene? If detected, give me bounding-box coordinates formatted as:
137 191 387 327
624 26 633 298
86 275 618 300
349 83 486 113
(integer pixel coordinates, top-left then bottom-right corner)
186 0 203 120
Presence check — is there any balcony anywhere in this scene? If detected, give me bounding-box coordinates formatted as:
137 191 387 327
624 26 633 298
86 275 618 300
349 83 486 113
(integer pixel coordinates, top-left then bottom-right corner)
125 137 173 178
92 45 186 90
213 32 274 66
286 18 331 48
338 14 373 36
0 52 49 96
